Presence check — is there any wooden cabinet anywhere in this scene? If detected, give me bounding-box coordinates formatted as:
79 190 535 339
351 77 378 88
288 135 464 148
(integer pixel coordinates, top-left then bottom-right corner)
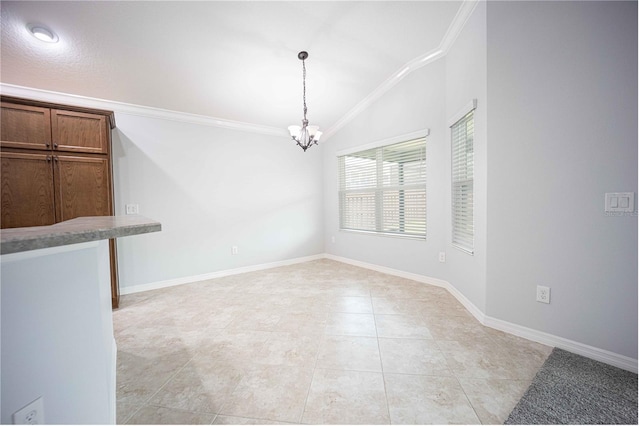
1 151 56 227
0 96 121 308
1 103 51 151
55 155 112 221
52 110 109 154
1 103 109 154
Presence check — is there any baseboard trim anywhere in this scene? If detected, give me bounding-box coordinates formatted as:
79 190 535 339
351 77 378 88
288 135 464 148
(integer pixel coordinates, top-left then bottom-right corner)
119 254 325 295
483 316 638 373
119 252 638 373
323 254 487 324
323 253 449 287
325 254 637 373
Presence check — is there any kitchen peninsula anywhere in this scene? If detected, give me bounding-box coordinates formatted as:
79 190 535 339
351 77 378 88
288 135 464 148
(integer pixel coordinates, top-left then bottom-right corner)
1 215 160 424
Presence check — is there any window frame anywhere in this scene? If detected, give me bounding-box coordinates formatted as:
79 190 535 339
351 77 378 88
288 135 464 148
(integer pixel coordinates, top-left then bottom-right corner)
337 130 429 240
448 100 476 255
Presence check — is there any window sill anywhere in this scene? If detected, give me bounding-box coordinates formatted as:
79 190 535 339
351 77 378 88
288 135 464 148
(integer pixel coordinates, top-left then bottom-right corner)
339 228 426 241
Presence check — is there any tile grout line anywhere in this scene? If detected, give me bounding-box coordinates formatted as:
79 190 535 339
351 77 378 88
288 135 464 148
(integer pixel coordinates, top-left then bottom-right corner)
116 259 549 424
433 337 486 424
214 329 280 421
298 318 329 424
372 288 393 425
118 349 199 424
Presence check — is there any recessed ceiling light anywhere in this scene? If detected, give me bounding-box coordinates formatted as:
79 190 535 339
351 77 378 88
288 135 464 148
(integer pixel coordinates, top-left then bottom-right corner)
27 24 59 43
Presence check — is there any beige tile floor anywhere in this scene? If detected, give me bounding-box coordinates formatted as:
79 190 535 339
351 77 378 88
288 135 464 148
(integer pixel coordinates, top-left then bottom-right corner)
113 259 552 424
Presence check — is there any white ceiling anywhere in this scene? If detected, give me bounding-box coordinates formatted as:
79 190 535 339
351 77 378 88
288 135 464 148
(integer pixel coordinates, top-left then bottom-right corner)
1 1 467 137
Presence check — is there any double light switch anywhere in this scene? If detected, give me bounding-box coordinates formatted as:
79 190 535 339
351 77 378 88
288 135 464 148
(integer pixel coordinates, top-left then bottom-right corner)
605 192 634 213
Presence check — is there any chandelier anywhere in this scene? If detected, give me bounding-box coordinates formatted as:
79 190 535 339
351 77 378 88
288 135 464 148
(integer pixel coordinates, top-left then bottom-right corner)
288 51 322 152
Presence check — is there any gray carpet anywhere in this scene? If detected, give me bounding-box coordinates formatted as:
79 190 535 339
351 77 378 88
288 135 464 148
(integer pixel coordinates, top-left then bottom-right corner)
505 348 638 424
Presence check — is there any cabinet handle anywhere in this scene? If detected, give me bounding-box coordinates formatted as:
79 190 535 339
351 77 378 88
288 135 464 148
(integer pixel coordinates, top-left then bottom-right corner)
53 143 58 149
45 143 50 148
46 156 52 162
54 156 58 162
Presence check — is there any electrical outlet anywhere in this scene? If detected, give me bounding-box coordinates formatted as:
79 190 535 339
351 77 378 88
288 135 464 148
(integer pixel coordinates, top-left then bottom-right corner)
536 285 550 304
125 204 139 215
438 252 446 263
12 397 44 424
232 246 238 255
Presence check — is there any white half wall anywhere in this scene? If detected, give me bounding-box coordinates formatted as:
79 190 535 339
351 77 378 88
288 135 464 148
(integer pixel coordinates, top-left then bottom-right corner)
1 241 115 424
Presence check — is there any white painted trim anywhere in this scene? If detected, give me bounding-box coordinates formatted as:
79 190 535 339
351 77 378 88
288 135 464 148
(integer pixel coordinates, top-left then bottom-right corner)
0 83 288 138
448 98 478 127
324 254 486 324
118 250 638 373
322 49 443 140
439 0 480 53
323 0 479 140
484 316 638 373
119 254 324 295
335 129 430 157
325 253 637 373
323 253 448 288
0 1 479 143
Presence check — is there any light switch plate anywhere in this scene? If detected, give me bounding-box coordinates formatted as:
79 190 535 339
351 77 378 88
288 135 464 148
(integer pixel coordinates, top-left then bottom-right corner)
605 192 634 213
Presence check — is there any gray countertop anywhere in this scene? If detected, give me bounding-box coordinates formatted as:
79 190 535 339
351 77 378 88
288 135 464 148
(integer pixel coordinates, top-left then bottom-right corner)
0 215 161 255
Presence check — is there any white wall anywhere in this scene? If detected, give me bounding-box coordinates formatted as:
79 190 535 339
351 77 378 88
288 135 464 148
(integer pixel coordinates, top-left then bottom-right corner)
486 1 638 359
112 113 324 291
323 2 488 307
323 59 449 278
444 0 488 312
322 0 637 366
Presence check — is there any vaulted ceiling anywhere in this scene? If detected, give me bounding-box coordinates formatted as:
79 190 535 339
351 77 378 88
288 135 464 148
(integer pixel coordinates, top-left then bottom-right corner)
1 1 471 137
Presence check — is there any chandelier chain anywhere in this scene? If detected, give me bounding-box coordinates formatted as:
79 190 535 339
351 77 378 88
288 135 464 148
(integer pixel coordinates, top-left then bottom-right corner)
302 58 307 120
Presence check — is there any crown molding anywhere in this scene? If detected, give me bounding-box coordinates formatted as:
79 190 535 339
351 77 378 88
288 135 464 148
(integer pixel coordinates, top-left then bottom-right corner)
1 0 478 141
0 83 289 138
440 0 481 53
323 0 480 140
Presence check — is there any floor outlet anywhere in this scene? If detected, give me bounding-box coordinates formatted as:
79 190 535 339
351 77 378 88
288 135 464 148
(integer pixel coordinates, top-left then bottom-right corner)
12 397 44 424
536 285 550 304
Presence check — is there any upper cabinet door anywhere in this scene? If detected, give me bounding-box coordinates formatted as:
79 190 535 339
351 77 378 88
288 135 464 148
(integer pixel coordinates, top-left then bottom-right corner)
51 109 108 154
1 103 52 150
1 151 56 228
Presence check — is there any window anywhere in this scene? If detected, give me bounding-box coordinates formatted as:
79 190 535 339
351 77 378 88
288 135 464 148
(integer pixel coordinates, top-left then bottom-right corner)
338 136 427 239
451 109 474 253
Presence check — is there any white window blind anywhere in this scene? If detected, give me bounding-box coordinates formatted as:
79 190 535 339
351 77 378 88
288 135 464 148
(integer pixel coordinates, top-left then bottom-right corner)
338 137 426 238
451 110 474 253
